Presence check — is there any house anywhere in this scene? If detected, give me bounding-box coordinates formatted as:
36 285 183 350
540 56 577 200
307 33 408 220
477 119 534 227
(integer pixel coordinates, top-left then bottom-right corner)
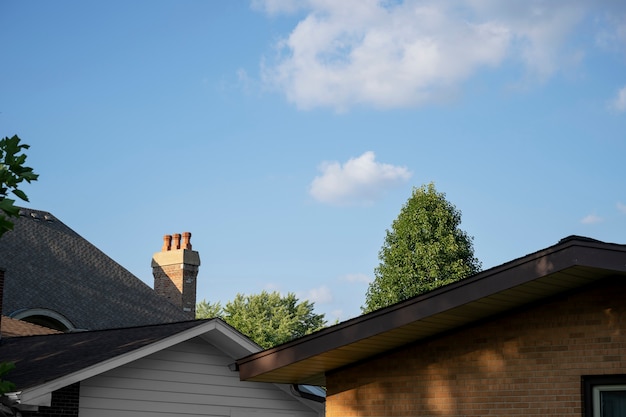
0 318 324 417
237 236 626 417
0 212 323 417
0 208 199 331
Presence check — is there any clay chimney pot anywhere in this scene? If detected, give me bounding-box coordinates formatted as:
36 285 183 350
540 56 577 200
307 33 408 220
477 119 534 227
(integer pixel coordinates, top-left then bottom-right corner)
162 235 172 252
182 232 192 250
173 233 182 250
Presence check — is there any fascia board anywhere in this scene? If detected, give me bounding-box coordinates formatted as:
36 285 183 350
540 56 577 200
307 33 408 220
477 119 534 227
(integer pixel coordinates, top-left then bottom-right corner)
200 319 261 359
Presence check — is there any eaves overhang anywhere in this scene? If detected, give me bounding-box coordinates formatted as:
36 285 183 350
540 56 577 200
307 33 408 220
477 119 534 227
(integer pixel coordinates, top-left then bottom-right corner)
14 320 222 407
237 237 626 386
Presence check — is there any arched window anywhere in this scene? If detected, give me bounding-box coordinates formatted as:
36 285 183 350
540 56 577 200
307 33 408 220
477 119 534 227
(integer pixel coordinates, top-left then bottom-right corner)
10 308 76 332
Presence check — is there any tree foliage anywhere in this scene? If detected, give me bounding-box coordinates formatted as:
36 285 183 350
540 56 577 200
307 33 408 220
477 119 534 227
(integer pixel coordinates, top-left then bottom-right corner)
197 291 327 349
0 135 39 237
363 183 481 313
0 362 16 395
196 299 223 320
0 135 37 397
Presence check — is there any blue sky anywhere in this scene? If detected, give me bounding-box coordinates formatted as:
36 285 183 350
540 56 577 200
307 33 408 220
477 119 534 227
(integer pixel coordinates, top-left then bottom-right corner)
1 1 625 323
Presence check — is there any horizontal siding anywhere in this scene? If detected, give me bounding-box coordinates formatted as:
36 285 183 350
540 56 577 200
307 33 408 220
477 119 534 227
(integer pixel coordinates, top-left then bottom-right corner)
80 337 319 417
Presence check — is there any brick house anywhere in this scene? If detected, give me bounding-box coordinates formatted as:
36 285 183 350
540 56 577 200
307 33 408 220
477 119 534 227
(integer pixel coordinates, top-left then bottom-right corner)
237 236 626 417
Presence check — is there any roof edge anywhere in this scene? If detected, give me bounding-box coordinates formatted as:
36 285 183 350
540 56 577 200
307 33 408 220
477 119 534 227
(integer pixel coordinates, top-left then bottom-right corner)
237 236 626 380
17 319 221 405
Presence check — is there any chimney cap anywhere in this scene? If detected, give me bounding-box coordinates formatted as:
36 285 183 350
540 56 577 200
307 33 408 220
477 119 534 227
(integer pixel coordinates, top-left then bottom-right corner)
160 232 194 251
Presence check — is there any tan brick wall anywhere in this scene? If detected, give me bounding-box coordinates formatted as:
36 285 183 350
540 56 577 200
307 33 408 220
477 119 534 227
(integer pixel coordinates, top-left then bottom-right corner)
153 264 184 307
153 263 199 318
327 277 626 417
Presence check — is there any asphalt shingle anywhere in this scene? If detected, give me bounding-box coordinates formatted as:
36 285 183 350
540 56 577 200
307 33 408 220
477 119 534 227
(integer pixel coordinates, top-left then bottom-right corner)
0 208 189 330
0 319 208 390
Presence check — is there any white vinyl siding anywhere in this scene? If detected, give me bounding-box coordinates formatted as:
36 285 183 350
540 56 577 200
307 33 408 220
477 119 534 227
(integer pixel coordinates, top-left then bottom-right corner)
79 337 319 417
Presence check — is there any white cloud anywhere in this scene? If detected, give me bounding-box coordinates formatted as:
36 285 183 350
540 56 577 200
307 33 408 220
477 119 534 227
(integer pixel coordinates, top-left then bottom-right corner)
256 0 626 110
341 273 372 284
581 213 603 224
262 282 283 293
299 285 333 304
329 309 345 322
595 6 626 53
250 0 303 15
609 86 626 112
617 202 626 214
309 151 412 205
236 68 255 94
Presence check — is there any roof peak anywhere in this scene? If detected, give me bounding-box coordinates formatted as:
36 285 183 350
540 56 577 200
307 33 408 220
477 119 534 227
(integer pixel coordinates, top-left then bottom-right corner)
558 235 605 244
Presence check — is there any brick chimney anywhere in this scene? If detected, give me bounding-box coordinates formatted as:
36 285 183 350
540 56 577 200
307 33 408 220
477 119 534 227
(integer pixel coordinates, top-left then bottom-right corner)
152 232 200 319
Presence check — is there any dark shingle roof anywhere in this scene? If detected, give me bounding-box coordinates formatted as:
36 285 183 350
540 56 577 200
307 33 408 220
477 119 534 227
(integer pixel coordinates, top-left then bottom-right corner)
0 319 208 390
0 208 189 330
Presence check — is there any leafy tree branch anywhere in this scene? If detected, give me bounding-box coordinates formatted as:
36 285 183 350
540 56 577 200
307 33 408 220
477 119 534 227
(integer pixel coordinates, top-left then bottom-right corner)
197 291 326 349
0 135 39 236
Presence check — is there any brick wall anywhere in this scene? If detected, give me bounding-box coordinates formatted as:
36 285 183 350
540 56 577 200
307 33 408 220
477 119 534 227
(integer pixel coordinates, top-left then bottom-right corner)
181 263 198 318
327 277 626 417
153 264 184 307
153 263 199 318
22 383 80 417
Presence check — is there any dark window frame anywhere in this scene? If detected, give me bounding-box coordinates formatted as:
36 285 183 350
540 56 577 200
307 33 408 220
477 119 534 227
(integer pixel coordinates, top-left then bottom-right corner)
582 375 626 417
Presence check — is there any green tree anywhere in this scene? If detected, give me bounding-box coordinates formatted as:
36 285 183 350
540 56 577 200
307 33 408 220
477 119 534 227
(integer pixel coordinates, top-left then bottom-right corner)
196 299 222 319
363 183 481 313
197 291 327 349
0 135 37 397
0 135 39 236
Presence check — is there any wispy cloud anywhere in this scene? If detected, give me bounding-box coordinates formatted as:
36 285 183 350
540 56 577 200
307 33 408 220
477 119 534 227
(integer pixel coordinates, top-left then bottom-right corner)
309 151 411 206
299 285 333 305
250 0 301 16
341 273 372 284
609 86 626 112
581 213 603 224
236 68 254 94
617 202 626 214
255 1 626 110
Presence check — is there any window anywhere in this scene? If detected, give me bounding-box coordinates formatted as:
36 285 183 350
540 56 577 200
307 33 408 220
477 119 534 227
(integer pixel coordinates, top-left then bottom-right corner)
10 308 76 331
583 376 626 417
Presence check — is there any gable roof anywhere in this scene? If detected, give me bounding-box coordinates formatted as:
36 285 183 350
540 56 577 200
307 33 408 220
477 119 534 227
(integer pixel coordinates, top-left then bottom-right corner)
237 236 626 386
0 318 260 407
0 208 189 330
